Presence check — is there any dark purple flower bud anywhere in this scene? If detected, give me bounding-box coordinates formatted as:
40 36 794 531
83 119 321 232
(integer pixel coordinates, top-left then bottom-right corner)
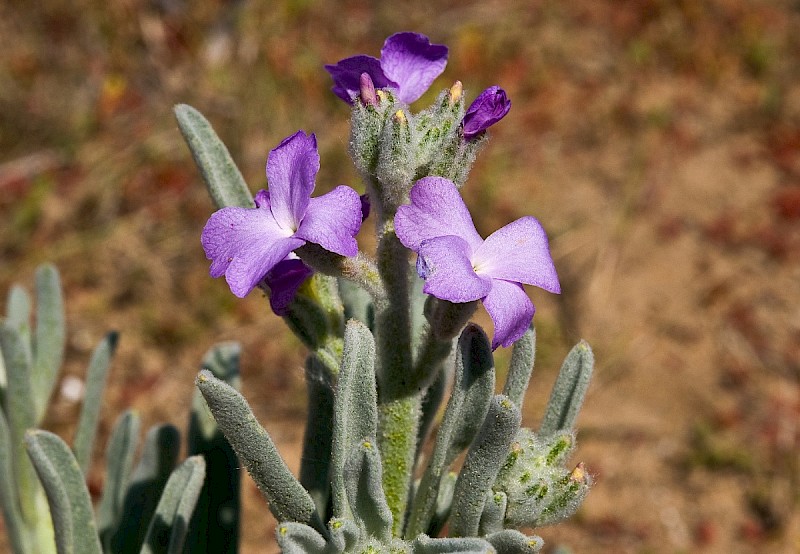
359 72 378 106
462 86 511 140
359 193 371 221
260 257 314 316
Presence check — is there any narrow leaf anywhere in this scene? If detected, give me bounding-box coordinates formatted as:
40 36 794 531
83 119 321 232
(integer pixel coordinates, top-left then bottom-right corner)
299 356 335 520
343 439 392 542
449 395 521 538
478 491 507 536
330 320 377 520
111 424 180 554
25 430 102 554
140 456 206 554
97 411 140 550
539 341 594 436
410 534 496 553
485 530 544 553
5 284 31 341
502 326 535 410
195 370 322 533
0 323 39 524
0 409 29 553
275 522 327 554
73 332 118 475
173 104 253 209
406 324 495 538
32 264 66 422
186 342 241 554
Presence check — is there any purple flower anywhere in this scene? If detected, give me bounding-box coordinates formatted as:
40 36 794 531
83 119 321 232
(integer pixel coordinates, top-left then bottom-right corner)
201 131 362 298
325 32 448 105
394 177 560 349
462 86 511 140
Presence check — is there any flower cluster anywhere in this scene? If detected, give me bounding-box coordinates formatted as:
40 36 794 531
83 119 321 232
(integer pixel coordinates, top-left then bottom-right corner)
201 32 557 349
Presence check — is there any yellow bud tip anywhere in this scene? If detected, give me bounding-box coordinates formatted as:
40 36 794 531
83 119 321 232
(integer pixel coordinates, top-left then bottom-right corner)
362 440 373 449
450 80 463 103
376 90 388 102
394 110 407 124
279 526 287 536
570 462 587 482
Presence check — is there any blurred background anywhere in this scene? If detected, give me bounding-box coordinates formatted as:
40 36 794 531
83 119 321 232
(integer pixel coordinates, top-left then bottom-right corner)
1 1 799 552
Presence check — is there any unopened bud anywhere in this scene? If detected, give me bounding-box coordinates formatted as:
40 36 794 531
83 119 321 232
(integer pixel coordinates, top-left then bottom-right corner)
449 80 463 104
359 72 378 106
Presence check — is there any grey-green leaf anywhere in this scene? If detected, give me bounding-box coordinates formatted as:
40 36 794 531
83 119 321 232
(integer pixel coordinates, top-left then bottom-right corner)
195 370 322 533
0 409 28 553
539 341 593 437
485 530 543 553
111 424 181 554
330 320 377 520
32 264 66 422
502 326 535 410
449 395 521 538
73 332 118 475
174 104 253 209
275 522 327 554
140 455 206 554
24 430 102 554
406 324 494 539
97 410 140 550
343 438 392 542
479 491 507 536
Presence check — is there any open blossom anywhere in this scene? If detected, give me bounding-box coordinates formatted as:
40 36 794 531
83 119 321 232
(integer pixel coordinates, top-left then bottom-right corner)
462 86 511 139
325 32 448 105
201 131 362 298
394 177 560 349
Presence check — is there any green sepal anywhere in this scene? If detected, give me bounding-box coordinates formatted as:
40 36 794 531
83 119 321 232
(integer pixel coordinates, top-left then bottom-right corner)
187 342 241 554
501 327 535 410
479 491 507 536
406 324 494 538
140 455 206 554
330 320 377 520
0 408 28 553
413 89 465 174
343 438 392 542
31 264 66 423
0 322 38 524
376 108 415 212
195 370 323 534
539 341 593 436
299 356 335 520
96 410 140 550
449 395 521 538
72 332 118 475
24 430 102 554
110 424 181 554
410 534 495 553
173 104 253 209
275 521 328 554
485 530 543 554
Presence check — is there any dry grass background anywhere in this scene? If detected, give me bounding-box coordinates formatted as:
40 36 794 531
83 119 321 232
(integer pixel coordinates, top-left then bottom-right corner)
1 1 800 552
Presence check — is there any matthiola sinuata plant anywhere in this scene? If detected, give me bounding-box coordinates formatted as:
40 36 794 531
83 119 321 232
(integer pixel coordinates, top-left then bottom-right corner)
0 31 594 554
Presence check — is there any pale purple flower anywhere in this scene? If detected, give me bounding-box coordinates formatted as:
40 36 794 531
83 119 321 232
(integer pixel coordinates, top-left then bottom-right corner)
394 177 560 349
325 32 448 105
462 86 511 140
201 131 362 298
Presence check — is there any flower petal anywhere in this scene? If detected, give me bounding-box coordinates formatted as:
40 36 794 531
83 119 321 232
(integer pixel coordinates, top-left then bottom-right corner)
201 204 303 297
472 216 560 293
482 279 535 349
462 86 511 140
295 185 362 257
416 235 491 303
324 55 394 104
266 131 319 230
395 177 483 252
379 32 448 104
261 258 314 316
